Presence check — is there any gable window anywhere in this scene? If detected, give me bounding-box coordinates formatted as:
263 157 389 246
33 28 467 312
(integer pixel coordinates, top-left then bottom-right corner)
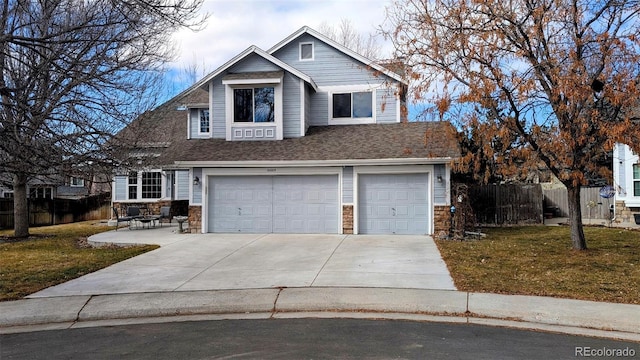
332 91 373 119
199 109 210 133
634 164 640 196
300 42 314 61
234 87 275 123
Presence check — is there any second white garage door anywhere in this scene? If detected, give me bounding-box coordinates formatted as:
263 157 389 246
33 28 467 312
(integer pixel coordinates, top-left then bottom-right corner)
208 175 339 233
358 173 430 235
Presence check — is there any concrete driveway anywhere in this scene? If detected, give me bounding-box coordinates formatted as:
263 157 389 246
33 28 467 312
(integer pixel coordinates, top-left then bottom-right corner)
28 226 456 298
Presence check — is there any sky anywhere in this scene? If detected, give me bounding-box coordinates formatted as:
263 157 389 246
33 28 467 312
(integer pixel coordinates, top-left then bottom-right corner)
164 0 396 98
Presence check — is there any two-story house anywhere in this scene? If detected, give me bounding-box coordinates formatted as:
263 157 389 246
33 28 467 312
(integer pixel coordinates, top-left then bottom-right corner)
112 26 460 235
613 143 640 223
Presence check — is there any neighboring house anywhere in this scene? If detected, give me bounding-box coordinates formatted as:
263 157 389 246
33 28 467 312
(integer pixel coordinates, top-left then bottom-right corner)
613 143 640 223
112 26 461 235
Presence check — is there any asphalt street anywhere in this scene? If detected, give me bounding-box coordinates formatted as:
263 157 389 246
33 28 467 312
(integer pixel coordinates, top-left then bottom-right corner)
2 318 638 360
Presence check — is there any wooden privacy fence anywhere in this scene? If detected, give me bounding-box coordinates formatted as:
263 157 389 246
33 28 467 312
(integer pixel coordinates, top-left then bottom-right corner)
542 187 613 220
0 193 111 230
468 184 544 225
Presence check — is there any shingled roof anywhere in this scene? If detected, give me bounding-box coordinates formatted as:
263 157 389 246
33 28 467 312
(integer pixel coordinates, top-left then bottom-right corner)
160 121 460 165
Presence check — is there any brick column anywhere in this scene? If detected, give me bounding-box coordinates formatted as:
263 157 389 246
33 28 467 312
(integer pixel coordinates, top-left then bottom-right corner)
342 205 354 234
433 205 451 237
188 205 202 233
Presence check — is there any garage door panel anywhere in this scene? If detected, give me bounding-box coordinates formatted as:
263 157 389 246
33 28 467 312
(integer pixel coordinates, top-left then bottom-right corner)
358 173 430 235
209 175 338 233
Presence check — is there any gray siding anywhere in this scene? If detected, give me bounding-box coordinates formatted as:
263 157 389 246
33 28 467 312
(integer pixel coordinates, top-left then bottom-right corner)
192 168 202 204
310 92 328 126
304 85 311 133
342 166 354 203
283 73 301 138
229 53 280 73
376 87 399 124
272 34 390 87
434 164 447 205
114 176 127 201
176 170 189 200
212 78 225 139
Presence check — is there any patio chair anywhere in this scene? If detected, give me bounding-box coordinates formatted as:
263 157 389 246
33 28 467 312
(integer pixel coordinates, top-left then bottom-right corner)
112 206 134 230
159 206 171 226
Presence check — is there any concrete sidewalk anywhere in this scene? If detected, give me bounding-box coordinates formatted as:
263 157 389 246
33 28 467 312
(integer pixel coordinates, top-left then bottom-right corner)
2 288 639 341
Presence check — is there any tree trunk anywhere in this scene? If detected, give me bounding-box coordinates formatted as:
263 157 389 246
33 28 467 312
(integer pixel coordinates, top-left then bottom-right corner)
567 185 587 250
13 173 30 238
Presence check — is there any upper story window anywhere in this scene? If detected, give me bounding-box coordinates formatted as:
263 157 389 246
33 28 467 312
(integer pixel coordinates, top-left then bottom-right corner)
199 109 210 133
299 42 314 61
634 164 640 196
70 177 84 187
234 87 275 123
332 91 373 119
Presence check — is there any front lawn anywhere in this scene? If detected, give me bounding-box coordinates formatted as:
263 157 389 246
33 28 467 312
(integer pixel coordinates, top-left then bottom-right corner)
436 226 640 304
0 222 158 301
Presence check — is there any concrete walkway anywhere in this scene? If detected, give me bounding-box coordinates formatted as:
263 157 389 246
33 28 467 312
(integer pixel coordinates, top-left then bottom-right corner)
1 225 639 342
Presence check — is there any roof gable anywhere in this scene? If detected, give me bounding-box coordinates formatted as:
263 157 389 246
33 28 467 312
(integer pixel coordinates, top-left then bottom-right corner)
268 26 407 85
189 46 318 93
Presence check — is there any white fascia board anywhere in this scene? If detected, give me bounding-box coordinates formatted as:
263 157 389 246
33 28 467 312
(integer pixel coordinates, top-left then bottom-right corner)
222 77 282 85
173 158 454 168
268 26 408 85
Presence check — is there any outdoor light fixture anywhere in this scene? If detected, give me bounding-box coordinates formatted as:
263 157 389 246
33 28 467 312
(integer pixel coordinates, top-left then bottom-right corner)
193 176 200 186
437 175 443 183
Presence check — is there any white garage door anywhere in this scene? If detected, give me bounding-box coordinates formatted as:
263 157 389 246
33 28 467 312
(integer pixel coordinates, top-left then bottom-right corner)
358 173 430 235
208 175 339 233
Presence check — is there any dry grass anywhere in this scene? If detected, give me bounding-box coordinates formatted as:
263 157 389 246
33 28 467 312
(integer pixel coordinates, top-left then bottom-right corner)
436 225 640 304
0 221 158 301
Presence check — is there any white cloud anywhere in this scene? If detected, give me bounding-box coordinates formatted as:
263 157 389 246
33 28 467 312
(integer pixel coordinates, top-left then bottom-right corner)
169 0 394 75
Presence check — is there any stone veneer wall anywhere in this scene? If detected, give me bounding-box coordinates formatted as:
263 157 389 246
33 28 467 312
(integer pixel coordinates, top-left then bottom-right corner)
342 205 354 234
112 200 172 217
614 201 640 224
188 205 202 233
433 205 451 237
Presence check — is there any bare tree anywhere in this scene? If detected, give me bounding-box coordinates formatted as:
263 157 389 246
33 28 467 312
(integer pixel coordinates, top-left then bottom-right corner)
0 0 206 237
319 19 383 60
384 0 640 250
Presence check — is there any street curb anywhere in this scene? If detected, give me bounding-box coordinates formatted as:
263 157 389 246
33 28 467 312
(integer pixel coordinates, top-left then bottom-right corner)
1 288 639 341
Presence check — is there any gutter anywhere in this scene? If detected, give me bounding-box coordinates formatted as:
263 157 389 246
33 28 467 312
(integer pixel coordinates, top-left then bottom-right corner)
170 157 455 169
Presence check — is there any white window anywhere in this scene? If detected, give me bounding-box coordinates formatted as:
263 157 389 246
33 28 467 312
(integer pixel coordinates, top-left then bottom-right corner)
233 87 275 123
634 164 640 196
71 177 84 187
3 191 13 198
126 171 163 200
199 109 210 133
330 91 373 120
299 42 314 61
30 187 52 199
